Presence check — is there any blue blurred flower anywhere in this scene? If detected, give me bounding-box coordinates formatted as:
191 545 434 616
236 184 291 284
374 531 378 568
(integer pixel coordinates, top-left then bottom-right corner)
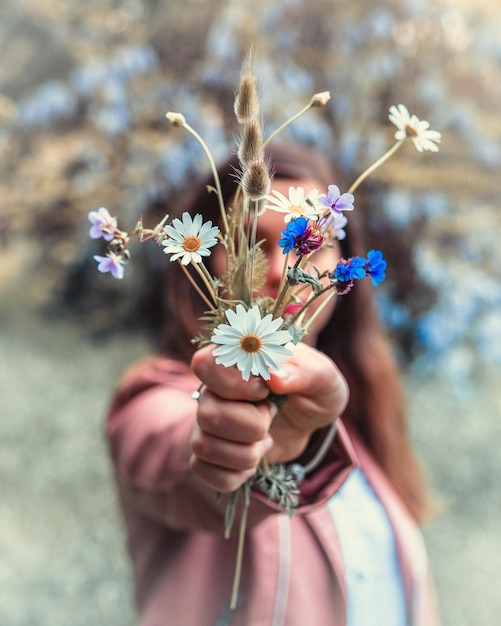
18 81 77 126
366 249 387 285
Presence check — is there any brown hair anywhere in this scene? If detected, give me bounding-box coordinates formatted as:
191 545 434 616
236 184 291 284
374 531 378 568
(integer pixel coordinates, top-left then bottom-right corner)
159 143 430 522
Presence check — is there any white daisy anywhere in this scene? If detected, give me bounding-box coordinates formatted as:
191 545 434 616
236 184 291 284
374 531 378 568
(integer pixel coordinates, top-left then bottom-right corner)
265 186 322 223
212 304 293 381
162 212 220 265
388 104 441 153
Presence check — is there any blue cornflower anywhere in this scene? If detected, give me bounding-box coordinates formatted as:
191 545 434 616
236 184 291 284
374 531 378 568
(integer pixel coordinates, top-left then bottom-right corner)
333 256 367 282
278 217 309 254
332 263 352 282
366 249 387 286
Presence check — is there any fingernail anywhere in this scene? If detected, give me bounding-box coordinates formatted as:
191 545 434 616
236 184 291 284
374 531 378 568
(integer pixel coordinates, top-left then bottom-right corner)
250 377 268 395
269 402 278 420
263 436 274 452
271 367 289 380
244 467 257 479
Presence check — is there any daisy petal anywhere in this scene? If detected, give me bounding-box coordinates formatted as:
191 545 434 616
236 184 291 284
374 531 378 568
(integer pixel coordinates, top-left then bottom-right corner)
211 305 292 381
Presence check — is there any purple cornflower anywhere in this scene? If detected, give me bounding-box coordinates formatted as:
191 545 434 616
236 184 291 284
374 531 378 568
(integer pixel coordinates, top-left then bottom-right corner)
295 227 323 256
93 252 125 279
330 214 348 241
366 249 387 286
333 256 367 282
318 185 354 215
88 207 118 242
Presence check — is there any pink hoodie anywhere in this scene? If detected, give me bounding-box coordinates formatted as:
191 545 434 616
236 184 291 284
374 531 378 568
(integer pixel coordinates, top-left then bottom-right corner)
107 356 438 626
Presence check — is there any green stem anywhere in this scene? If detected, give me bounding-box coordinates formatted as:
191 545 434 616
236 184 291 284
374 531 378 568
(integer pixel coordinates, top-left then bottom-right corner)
348 140 404 194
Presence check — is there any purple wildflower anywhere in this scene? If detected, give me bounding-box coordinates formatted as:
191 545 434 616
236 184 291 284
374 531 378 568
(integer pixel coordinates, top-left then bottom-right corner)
318 185 354 215
93 252 125 280
366 249 387 286
331 214 348 240
88 207 118 242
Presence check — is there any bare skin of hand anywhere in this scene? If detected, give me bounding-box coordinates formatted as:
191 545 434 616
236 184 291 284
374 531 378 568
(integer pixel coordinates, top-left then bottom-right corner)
189 342 349 493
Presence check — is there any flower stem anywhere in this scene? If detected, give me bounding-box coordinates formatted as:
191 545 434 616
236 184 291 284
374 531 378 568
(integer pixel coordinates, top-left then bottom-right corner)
348 140 404 194
230 482 251 610
177 262 215 310
272 256 308 318
300 288 336 333
263 102 313 149
272 262 296 319
181 121 230 235
192 262 218 304
246 200 261 303
289 284 335 325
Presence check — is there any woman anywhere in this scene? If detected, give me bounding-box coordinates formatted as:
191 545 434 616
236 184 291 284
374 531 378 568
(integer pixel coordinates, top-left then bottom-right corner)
107 143 438 625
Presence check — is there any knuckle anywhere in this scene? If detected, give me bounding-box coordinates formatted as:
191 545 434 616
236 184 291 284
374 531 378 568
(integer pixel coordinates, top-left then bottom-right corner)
198 409 222 435
253 421 269 441
190 434 208 460
196 397 222 433
190 345 216 382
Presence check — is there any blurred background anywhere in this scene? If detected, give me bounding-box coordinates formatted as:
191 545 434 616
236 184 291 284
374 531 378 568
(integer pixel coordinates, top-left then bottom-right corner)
1 0 500 624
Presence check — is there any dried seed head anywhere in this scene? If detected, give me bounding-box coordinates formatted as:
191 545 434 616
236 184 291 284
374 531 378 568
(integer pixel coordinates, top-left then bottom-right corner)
152 213 170 243
166 111 186 127
241 161 271 201
234 73 260 124
134 218 144 241
310 91 331 107
237 120 264 167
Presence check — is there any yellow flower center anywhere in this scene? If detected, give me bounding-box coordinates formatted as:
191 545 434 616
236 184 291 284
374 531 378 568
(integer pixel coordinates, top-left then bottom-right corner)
290 204 304 215
183 236 201 252
240 333 263 353
405 125 419 138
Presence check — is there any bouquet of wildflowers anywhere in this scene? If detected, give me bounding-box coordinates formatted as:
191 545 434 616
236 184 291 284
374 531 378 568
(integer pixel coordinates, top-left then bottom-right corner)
89 55 441 608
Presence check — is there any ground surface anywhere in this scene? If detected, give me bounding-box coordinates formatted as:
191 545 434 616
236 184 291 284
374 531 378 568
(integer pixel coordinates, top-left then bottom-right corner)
1 281 501 626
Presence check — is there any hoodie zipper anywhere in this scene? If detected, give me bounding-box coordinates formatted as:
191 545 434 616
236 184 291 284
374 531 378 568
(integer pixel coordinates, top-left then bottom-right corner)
271 514 292 626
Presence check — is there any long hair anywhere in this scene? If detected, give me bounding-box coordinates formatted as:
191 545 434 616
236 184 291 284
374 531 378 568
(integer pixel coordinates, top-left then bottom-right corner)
158 143 430 522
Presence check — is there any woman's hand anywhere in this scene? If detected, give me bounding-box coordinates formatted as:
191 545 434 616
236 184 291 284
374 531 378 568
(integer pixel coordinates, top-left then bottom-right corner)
189 342 348 493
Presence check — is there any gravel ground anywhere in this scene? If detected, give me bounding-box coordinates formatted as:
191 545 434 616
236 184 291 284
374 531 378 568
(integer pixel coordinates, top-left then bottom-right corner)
1 278 501 626
0 284 142 626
